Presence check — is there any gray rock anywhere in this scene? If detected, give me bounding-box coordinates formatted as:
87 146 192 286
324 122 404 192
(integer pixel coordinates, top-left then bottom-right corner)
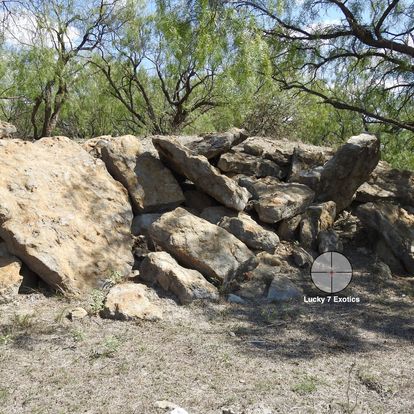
356 202 414 273
298 134 380 212
217 151 284 178
153 137 251 211
243 137 333 167
140 252 218 305
100 135 185 213
253 183 315 224
267 276 302 301
185 128 248 159
292 246 314 268
277 215 302 241
318 229 343 253
356 161 414 207
299 201 336 250
227 294 246 304
148 208 257 284
132 214 162 236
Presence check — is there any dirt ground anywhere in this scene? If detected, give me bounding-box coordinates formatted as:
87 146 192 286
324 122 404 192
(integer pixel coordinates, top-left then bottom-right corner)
1 253 413 414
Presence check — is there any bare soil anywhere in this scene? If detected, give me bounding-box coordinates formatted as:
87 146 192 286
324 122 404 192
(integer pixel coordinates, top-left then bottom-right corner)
1 255 413 414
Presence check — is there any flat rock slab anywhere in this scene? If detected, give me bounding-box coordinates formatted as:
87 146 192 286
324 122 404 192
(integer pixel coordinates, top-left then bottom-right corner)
356 202 414 274
251 182 315 224
148 208 257 284
0 137 134 294
201 207 279 252
218 151 284 178
267 275 303 301
185 128 248 159
140 251 218 304
298 134 380 212
356 161 414 207
152 137 250 211
102 283 162 321
243 137 333 166
100 135 184 213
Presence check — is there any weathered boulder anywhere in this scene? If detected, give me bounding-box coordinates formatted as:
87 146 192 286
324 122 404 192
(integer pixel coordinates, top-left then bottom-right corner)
148 208 257 284
217 151 284 178
298 134 380 212
102 283 162 321
291 246 314 268
100 135 184 213
140 252 218 304
277 215 302 241
289 145 332 182
0 242 23 303
252 183 315 224
152 137 250 211
201 207 279 252
356 161 414 207
0 137 134 294
356 202 414 273
185 128 248 159
243 137 333 167
267 275 302 301
0 121 17 138
299 201 336 250
237 176 282 199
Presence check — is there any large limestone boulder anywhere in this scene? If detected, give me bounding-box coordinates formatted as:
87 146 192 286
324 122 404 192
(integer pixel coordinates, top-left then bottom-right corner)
140 252 218 304
356 202 414 274
102 283 162 321
148 208 257 284
356 161 414 207
201 207 279 252
100 135 184 213
0 121 17 138
185 128 248 159
298 134 380 212
152 137 250 211
0 137 134 294
0 242 23 303
217 151 284 178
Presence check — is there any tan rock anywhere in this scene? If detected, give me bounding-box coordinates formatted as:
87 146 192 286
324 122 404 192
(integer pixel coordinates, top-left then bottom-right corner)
152 137 250 211
148 208 257 284
0 121 17 138
356 161 414 207
0 244 23 303
185 128 248 159
102 283 162 321
0 137 134 294
356 202 414 273
100 135 184 213
140 252 219 304
298 134 380 212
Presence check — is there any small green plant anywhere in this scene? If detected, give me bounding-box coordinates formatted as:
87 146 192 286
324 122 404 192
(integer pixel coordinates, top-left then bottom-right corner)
71 328 86 342
89 289 106 315
12 313 34 330
0 333 13 346
90 335 121 359
292 375 318 395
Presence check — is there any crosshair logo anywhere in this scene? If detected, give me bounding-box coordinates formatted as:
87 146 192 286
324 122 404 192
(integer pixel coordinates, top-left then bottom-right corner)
311 251 353 294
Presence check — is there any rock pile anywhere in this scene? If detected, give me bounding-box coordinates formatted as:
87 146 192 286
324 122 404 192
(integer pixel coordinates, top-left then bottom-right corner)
0 128 413 316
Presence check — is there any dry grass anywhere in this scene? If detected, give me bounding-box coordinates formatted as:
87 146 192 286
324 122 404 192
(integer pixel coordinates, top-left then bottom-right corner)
0 258 413 414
